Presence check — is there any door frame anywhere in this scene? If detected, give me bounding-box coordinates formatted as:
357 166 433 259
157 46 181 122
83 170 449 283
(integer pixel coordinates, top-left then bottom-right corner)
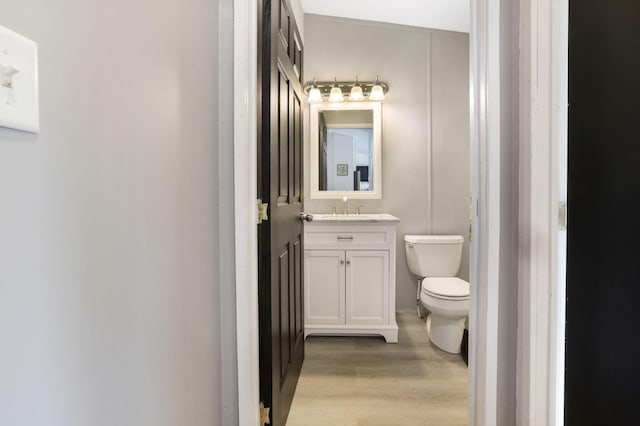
517 0 568 424
468 0 501 423
233 0 260 424
232 0 568 424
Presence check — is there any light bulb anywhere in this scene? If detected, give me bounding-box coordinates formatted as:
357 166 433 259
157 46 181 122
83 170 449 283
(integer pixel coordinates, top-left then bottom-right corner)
329 85 344 102
369 84 385 101
308 86 322 103
369 77 385 101
349 85 364 101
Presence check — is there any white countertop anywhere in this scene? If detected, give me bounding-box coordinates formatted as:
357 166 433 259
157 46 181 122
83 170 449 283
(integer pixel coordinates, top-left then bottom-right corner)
307 213 400 224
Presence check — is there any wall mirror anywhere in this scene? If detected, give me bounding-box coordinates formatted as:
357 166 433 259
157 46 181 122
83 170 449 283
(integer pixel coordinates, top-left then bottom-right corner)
309 102 382 199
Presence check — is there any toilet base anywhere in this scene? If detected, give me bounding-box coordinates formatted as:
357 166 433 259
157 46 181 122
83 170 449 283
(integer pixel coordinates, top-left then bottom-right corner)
426 314 466 354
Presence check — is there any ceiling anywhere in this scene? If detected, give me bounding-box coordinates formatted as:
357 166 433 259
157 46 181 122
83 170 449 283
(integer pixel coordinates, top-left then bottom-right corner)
300 0 470 33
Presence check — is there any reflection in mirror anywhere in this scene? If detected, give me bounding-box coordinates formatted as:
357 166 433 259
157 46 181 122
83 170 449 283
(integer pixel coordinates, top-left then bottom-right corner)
319 110 374 192
310 102 382 199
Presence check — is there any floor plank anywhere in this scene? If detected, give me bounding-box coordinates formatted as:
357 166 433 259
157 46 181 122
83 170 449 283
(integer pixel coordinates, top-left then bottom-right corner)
287 311 469 425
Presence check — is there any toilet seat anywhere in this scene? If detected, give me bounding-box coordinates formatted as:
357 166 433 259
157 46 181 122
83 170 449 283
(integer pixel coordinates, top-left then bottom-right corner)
422 277 470 300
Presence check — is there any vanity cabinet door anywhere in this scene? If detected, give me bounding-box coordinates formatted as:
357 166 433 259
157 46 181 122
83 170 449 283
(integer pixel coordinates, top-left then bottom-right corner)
304 250 346 325
345 250 389 326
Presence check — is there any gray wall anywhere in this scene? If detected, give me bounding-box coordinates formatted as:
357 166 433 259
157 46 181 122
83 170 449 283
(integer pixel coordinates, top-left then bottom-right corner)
498 0 520 423
0 1 235 425
218 0 239 423
303 15 470 310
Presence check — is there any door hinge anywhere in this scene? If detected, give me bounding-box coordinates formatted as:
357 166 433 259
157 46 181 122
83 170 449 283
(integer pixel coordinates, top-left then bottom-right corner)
259 402 271 426
468 219 472 242
559 201 568 230
257 199 269 225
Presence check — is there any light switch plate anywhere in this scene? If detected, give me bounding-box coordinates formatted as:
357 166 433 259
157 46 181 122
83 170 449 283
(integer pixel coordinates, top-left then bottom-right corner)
0 26 39 133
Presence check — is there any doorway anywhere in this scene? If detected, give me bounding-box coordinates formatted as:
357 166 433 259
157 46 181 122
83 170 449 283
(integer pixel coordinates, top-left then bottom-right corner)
287 10 471 424
233 1 543 424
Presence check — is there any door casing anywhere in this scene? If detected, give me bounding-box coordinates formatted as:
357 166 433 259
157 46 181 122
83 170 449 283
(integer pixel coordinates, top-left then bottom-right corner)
231 0 568 424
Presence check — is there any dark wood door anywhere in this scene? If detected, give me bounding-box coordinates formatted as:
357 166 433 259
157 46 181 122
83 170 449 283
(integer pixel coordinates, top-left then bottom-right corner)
566 1 640 423
258 0 305 424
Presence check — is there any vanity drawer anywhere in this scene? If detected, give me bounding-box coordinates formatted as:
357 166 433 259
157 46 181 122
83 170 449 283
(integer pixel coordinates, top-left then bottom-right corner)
305 230 390 249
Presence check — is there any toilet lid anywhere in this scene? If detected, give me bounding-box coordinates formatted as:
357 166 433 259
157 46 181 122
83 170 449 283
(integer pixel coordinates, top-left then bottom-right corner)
422 277 470 299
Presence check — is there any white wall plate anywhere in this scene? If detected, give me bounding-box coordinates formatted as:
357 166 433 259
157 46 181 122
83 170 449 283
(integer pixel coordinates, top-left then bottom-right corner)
0 26 39 133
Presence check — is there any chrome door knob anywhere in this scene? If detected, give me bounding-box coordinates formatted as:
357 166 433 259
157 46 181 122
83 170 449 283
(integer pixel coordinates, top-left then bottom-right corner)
299 212 314 222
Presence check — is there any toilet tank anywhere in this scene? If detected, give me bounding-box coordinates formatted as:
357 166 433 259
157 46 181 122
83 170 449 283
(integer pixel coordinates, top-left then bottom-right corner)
404 235 464 277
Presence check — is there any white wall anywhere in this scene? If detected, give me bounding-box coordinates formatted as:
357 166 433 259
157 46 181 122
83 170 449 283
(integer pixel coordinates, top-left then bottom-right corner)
301 0 470 33
0 0 233 424
303 15 470 310
327 131 355 191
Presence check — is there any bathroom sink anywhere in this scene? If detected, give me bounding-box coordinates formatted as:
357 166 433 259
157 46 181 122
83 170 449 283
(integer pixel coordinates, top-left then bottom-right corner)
309 213 400 223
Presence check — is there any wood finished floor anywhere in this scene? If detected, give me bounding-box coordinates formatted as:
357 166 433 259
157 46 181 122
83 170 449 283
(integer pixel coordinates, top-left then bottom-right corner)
286 311 469 426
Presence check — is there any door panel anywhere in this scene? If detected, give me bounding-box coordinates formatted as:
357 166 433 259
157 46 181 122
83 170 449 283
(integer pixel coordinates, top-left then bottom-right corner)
294 237 303 337
566 1 640 424
278 245 291 376
278 1 289 52
259 0 304 424
278 68 289 203
292 33 303 82
293 93 302 203
346 251 388 325
304 250 346 325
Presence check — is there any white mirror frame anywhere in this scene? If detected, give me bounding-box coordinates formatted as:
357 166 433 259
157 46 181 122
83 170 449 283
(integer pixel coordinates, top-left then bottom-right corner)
309 101 382 199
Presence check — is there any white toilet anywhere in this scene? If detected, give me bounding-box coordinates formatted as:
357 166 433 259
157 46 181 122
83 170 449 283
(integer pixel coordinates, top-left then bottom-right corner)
404 235 469 354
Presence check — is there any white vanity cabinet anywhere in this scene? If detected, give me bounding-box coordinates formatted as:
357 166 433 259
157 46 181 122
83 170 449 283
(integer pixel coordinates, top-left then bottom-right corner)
303 214 399 343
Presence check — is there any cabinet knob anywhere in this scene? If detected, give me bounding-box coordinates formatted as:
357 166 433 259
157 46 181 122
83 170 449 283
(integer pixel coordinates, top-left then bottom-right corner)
346 260 351 265
340 260 345 265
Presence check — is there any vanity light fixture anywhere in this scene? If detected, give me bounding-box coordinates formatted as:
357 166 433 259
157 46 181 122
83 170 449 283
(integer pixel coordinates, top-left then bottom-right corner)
303 77 389 103
349 76 364 101
328 78 344 103
307 78 323 103
369 76 385 101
